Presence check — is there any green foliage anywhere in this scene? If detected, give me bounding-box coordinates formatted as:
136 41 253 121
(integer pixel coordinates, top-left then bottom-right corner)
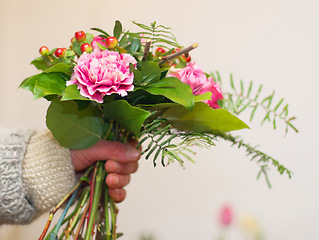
61 85 88 101
43 62 73 74
212 72 298 134
141 77 195 110
138 119 216 167
135 61 162 85
162 102 249 132
46 100 105 149
103 100 151 137
19 72 67 99
90 27 110 38
113 20 123 39
216 132 292 188
132 21 182 50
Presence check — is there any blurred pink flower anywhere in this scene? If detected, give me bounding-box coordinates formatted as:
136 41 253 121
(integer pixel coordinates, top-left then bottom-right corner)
67 50 137 103
167 62 223 109
220 205 232 226
92 36 107 52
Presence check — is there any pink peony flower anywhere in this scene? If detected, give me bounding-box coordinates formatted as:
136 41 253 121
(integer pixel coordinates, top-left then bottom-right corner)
167 62 223 109
91 36 107 52
67 50 137 103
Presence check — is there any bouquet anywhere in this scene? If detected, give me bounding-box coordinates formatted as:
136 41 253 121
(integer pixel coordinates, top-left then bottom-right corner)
20 20 297 240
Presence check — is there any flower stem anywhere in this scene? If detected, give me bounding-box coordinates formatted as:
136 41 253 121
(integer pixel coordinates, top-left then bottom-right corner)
64 187 90 239
39 166 93 240
74 197 90 240
104 182 112 240
110 199 119 240
48 188 79 240
85 161 106 240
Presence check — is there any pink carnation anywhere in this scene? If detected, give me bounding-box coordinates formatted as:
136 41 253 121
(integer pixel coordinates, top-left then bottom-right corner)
67 50 137 103
167 62 223 109
91 36 107 52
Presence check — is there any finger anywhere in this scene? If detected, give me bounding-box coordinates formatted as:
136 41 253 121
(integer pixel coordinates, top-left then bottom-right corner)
71 140 141 171
106 173 131 188
108 188 126 203
105 160 139 174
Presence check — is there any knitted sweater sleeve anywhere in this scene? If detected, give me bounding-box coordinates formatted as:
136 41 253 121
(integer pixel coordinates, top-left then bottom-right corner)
0 129 76 225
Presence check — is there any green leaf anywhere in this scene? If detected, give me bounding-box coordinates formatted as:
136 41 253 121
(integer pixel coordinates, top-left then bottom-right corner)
85 33 94 43
97 42 107 50
19 72 66 99
72 41 82 56
46 100 104 149
91 27 110 37
31 58 49 71
113 20 122 39
138 61 161 84
19 76 34 90
132 68 143 85
162 102 249 132
61 85 88 101
143 77 194 109
194 92 212 102
44 63 72 74
103 100 151 136
19 73 44 92
33 73 66 99
128 38 141 53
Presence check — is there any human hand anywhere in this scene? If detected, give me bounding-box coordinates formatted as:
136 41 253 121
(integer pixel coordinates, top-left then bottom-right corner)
70 140 141 203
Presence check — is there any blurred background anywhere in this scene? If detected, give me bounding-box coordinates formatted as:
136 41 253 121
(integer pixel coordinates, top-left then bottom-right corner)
0 0 318 239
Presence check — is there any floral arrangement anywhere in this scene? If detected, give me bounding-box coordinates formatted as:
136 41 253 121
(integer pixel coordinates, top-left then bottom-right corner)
20 21 297 240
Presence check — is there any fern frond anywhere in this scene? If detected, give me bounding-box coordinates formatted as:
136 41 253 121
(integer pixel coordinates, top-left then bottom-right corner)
216 132 292 188
139 119 217 167
214 72 298 134
132 21 182 50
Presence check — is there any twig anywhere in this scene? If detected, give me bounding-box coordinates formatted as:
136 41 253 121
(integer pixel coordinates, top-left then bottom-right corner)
142 39 152 61
158 43 198 65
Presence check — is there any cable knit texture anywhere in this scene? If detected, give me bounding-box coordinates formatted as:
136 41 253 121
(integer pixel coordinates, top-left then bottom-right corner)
23 131 76 213
0 128 36 224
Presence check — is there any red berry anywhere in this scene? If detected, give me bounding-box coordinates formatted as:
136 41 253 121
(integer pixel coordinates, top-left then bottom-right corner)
106 36 118 49
173 48 181 53
54 48 66 58
155 47 166 57
39 46 49 56
80 43 93 53
182 54 191 63
75 31 86 42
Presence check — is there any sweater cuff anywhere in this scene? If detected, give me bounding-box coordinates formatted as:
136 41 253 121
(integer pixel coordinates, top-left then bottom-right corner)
22 131 76 213
0 128 36 224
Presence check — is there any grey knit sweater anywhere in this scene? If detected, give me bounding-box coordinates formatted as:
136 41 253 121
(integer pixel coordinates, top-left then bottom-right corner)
0 129 76 225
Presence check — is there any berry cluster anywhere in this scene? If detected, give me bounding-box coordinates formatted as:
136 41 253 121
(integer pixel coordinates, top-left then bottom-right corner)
38 31 119 60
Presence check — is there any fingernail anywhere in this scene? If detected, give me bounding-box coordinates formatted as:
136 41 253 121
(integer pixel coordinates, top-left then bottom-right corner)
127 147 140 159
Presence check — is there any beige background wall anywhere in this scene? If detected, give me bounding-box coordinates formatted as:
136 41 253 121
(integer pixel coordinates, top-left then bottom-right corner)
1 0 318 239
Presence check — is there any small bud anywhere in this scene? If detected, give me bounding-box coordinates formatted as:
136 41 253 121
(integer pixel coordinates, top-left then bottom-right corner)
75 31 86 42
106 36 118 49
81 43 93 53
39 46 49 56
54 48 66 58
